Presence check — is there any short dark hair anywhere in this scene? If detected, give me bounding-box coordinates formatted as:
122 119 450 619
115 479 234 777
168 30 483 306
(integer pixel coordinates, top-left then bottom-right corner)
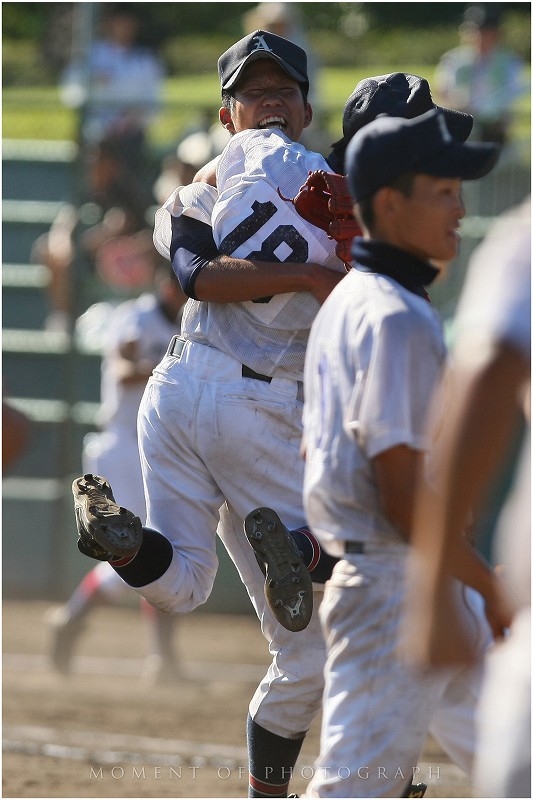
356 171 416 230
221 90 235 113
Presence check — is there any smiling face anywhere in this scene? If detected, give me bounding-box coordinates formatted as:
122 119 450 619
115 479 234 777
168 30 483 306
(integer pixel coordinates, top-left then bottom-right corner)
376 174 466 263
219 60 312 142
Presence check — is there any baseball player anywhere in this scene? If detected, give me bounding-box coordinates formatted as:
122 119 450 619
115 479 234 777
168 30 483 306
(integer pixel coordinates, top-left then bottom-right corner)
404 196 530 797
50 266 185 681
70 32 472 798
73 32 344 798
300 110 503 797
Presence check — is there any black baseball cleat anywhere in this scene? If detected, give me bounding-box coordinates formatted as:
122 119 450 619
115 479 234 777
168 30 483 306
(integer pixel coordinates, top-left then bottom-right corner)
244 507 313 632
72 474 143 561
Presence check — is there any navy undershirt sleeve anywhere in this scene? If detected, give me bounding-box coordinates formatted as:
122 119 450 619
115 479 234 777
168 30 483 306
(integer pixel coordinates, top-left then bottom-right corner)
170 214 219 299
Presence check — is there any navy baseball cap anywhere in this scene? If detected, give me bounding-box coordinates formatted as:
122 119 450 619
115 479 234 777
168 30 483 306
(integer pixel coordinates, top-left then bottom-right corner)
218 29 309 94
328 73 473 172
346 108 500 203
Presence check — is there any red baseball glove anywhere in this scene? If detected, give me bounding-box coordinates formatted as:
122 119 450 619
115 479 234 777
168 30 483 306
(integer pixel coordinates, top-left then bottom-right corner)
278 170 361 270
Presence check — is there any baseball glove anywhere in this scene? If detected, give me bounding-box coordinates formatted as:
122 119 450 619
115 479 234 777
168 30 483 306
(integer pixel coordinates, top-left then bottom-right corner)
278 170 361 270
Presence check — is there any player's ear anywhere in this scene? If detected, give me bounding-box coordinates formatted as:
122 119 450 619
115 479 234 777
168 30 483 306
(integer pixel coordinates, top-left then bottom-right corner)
303 103 313 129
219 106 236 135
376 187 396 212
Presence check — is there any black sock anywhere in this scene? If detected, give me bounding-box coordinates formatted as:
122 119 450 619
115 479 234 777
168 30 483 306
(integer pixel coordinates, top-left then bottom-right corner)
289 526 338 584
247 714 304 798
110 527 173 587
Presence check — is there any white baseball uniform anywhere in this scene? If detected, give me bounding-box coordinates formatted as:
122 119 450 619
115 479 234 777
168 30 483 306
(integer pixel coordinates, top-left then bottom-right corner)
302 254 493 797
453 198 531 799
83 292 182 598
138 128 345 738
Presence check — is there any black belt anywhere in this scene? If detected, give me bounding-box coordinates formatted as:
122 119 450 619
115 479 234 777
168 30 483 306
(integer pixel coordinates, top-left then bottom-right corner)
344 542 366 554
169 336 273 383
242 365 272 383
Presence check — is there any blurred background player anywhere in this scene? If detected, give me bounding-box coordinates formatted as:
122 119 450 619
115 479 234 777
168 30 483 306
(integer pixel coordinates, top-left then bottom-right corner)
435 3 526 145
48 266 186 684
35 3 164 333
153 123 230 209
60 3 164 157
31 132 158 334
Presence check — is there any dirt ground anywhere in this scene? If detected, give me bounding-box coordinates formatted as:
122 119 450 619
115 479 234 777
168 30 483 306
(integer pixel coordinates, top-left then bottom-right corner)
3 600 474 798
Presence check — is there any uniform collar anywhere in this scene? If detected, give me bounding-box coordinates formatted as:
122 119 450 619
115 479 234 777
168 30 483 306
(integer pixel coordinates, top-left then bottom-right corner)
351 237 439 301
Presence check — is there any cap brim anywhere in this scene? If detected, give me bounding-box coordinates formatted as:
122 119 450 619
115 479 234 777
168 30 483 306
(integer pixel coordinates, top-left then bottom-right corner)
417 141 501 181
440 107 473 142
223 51 308 90
331 105 473 158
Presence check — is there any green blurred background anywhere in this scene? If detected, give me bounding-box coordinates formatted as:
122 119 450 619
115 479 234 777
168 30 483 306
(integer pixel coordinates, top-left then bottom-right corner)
2 2 531 607
3 2 531 146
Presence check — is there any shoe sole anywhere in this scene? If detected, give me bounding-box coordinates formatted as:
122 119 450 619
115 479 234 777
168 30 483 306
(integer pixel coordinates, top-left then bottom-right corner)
244 507 313 632
72 474 143 559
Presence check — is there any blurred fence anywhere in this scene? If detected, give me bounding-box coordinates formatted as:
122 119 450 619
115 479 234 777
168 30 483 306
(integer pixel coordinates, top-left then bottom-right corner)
2 89 531 603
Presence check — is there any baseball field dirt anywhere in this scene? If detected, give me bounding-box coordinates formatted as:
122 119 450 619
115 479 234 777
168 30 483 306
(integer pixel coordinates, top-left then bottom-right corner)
3 600 473 798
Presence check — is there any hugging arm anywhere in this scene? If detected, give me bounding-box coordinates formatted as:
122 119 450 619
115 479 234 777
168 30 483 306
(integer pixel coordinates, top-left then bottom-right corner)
170 214 345 304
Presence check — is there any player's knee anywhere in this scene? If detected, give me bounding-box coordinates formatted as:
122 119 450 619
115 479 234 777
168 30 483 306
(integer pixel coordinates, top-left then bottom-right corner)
170 555 218 612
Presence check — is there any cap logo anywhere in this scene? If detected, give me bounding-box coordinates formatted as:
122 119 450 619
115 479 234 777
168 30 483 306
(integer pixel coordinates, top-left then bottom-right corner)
437 113 452 143
251 33 274 53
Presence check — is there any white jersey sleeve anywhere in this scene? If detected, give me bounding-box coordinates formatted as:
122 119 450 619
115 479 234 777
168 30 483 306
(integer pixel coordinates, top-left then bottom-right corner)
153 182 218 260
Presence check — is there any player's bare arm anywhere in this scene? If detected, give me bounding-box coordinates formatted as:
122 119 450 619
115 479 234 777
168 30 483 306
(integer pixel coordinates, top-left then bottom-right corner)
373 441 512 641
372 444 422 538
170 211 345 304
193 156 220 187
193 255 345 304
411 342 528 640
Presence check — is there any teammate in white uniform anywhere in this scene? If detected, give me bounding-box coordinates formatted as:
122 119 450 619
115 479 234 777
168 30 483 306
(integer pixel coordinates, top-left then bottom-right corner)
302 110 503 798
50 269 185 681
404 197 530 797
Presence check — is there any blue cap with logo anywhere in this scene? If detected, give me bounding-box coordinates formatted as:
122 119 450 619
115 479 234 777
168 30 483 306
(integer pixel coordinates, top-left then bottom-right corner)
346 108 500 203
218 29 308 94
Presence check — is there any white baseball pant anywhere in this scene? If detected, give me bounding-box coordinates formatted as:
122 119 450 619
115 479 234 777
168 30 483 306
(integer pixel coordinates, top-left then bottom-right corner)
305 553 492 798
136 337 327 739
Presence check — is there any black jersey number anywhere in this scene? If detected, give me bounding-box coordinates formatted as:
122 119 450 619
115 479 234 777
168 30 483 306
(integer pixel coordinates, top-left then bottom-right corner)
218 200 308 303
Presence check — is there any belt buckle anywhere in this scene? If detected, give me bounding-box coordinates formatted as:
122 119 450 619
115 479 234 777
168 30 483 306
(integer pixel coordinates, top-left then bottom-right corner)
170 335 186 359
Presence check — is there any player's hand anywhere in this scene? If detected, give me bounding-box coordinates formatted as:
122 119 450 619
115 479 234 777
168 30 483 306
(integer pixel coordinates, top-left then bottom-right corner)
482 570 515 641
307 263 347 304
